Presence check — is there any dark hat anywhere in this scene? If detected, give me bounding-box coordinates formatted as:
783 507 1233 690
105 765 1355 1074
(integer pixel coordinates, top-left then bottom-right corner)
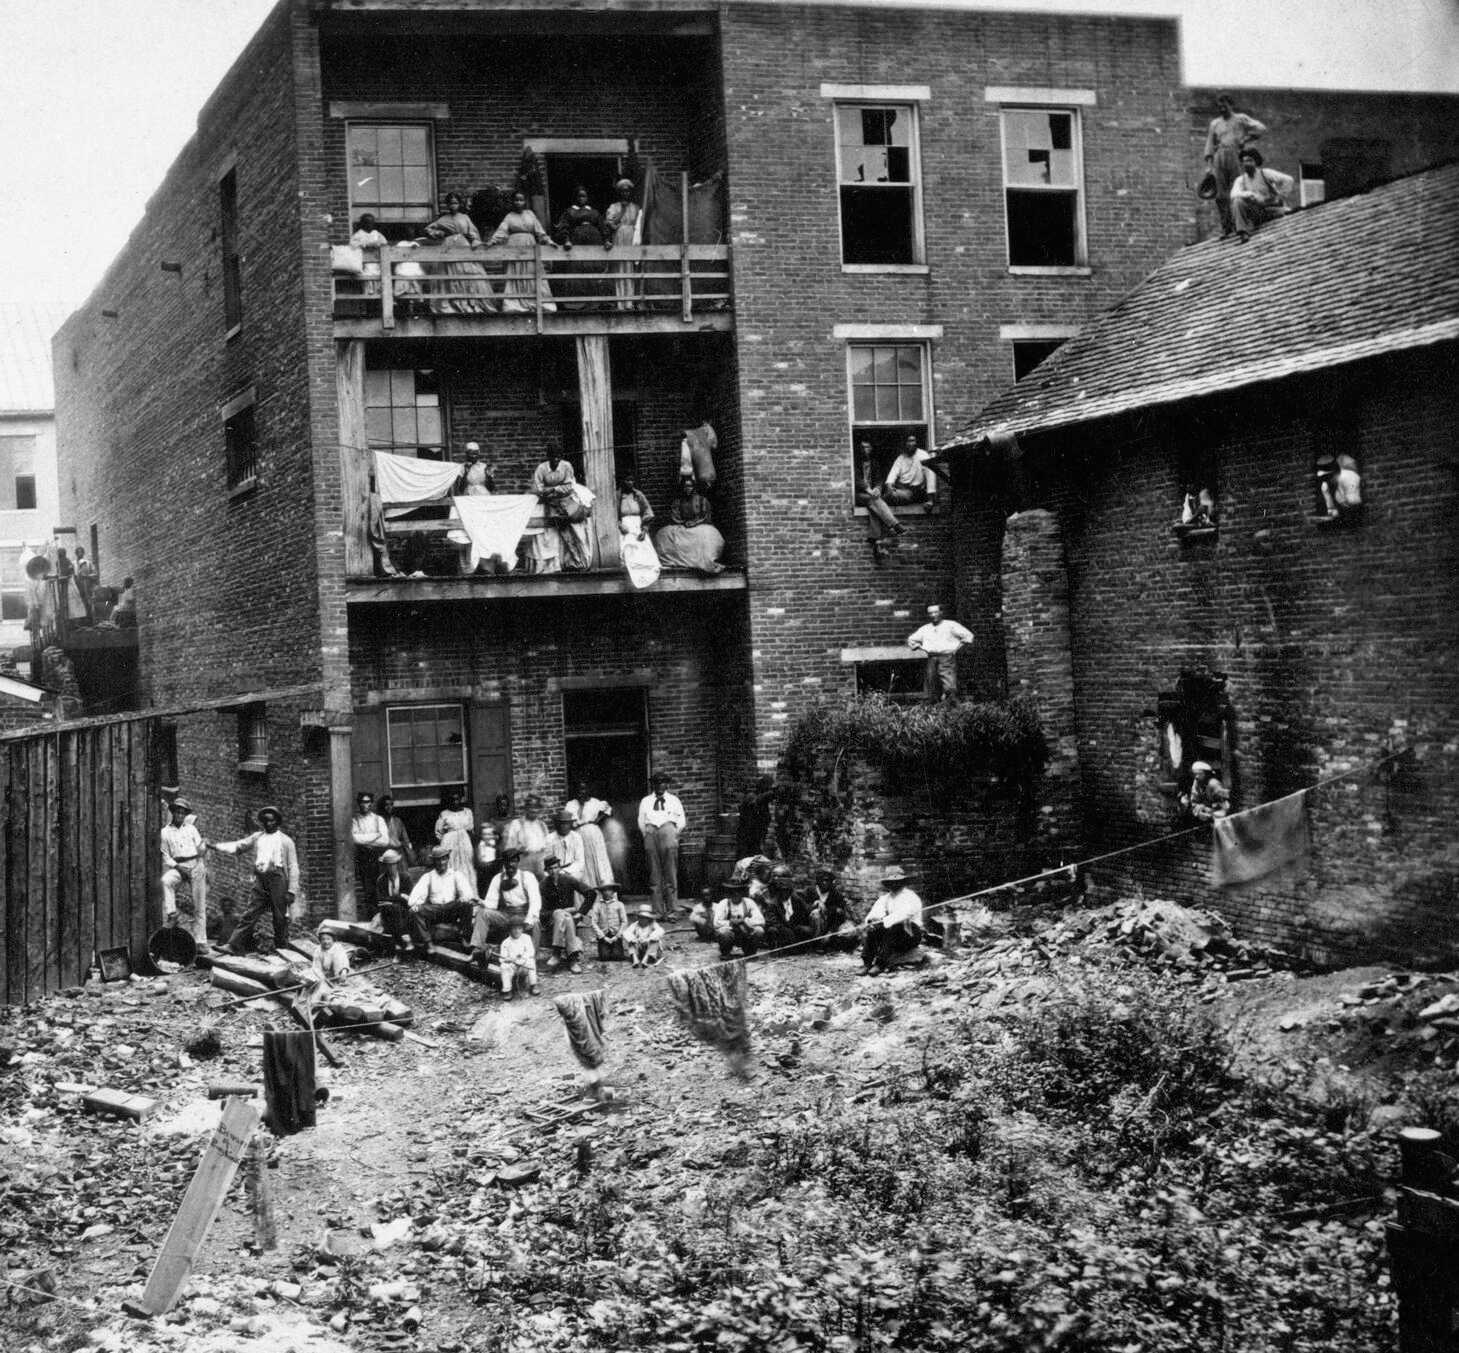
553 808 576 824
500 847 522 863
1240 147 1264 166
169 797 192 814
723 877 749 892
1196 170 1217 201
813 864 836 879
544 856 562 870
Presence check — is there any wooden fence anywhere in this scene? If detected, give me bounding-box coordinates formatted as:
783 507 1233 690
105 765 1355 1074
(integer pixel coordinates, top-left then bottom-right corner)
2 718 162 1005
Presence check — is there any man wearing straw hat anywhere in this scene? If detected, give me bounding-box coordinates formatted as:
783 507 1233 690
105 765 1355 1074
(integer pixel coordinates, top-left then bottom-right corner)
160 797 208 944
214 805 299 954
860 866 923 975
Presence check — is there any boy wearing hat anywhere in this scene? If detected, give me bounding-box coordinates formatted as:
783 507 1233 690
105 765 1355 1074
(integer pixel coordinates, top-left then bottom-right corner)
860 868 923 975
214 806 300 954
540 857 586 974
622 906 665 968
160 796 209 943
712 878 765 959
587 883 628 961
802 865 860 952
1179 761 1230 822
498 915 540 999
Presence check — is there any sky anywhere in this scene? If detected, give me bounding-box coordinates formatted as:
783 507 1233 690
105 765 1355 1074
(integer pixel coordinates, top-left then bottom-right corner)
0 0 1455 312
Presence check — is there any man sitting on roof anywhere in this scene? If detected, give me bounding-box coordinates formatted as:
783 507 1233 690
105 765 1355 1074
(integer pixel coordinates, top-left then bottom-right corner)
1229 149 1294 242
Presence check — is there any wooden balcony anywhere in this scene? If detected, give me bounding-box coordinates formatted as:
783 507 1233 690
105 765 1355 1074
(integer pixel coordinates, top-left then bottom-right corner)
332 242 733 339
347 568 746 605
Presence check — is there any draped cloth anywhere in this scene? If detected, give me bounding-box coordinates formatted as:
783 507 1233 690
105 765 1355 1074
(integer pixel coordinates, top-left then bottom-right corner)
374 451 461 505
263 1029 317 1136
1210 789 1311 887
553 989 609 1070
668 960 752 1078
452 493 537 572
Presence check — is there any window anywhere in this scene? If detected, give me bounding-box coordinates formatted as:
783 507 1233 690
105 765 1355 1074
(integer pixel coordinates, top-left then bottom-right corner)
1156 671 1234 800
238 705 268 771
847 342 933 502
855 658 927 704
1001 108 1085 268
365 368 444 455
835 103 922 266
347 124 435 225
0 547 28 621
1012 339 1064 382
222 391 258 490
1173 421 1219 537
220 168 242 331
387 704 467 796
0 436 37 510
1299 162 1326 208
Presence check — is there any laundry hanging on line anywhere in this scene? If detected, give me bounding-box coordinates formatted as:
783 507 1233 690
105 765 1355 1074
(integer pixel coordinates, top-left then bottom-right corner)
372 450 462 505
553 989 609 1071
1210 788 1312 887
668 961 752 1078
452 494 538 572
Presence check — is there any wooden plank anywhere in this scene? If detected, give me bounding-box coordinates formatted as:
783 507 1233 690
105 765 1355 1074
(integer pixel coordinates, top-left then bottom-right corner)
337 339 371 578
331 310 735 341
76 729 97 989
58 730 81 989
105 722 124 957
345 570 748 604
2 745 19 1004
42 734 61 996
141 722 163 949
575 334 621 571
135 1096 258 1315
130 723 154 967
26 736 46 998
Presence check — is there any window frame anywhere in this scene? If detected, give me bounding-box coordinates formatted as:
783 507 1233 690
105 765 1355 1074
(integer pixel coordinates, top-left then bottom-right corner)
853 657 928 705
1299 161 1326 208
844 339 936 511
219 167 243 336
237 704 269 774
385 702 468 799
364 366 448 457
221 387 258 494
998 104 1089 274
0 545 30 622
831 100 927 272
345 121 438 228
0 434 38 511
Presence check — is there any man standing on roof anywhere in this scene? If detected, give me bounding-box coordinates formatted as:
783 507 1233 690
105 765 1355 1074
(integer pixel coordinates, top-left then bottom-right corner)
1229 149 1294 242
1203 94 1267 237
907 603 973 702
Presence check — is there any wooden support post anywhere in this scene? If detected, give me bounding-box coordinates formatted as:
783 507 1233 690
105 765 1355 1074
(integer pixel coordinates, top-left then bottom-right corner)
680 172 692 324
337 340 371 580
330 725 356 921
380 248 395 331
247 1134 276 1251
575 335 620 571
534 242 545 335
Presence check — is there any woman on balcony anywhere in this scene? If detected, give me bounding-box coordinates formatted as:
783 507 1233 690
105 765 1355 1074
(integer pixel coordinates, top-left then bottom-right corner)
604 178 641 310
487 190 557 314
654 472 725 575
529 445 594 573
553 185 608 310
423 193 495 315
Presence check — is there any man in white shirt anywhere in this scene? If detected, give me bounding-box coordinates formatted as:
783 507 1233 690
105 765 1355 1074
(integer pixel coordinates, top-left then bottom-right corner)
543 808 589 895
351 791 391 912
906 603 974 701
407 845 476 943
637 772 686 919
883 434 948 506
861 867 924 975
214 805 300 954
712 878 766 958
160 797 208 943
474 848 543 952
1229 148 1294 242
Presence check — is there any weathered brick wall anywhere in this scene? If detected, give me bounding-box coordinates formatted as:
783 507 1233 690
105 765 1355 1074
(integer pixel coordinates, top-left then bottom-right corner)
1186 88 1459 238
958 346 1459 966
716 4 1191 769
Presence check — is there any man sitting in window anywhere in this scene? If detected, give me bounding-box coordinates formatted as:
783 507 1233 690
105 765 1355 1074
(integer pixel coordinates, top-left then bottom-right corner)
883 433 946 506
1179 761 1230 822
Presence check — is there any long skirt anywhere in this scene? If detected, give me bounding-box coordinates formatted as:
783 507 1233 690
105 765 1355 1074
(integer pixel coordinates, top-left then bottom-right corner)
430 237 495 314
655 523 724 574
498 237 557 313
579 822 614 889
600 816 631 889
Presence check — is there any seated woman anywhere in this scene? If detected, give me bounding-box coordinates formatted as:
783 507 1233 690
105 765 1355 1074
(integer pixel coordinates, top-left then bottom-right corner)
617 473 660 589
529 445 594 573
654 473 725 575
423 192 494 315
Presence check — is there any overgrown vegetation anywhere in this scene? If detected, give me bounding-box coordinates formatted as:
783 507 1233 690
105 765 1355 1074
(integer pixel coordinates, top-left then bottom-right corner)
774 694 1048 863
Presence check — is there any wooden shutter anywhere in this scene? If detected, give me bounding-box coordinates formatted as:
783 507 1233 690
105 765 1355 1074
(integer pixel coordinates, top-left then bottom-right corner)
351 707 387 799
468 702 512 814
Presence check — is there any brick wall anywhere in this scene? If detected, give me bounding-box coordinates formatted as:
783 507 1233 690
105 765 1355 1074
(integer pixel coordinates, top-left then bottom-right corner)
957 345 1459 966
716 4 1191 768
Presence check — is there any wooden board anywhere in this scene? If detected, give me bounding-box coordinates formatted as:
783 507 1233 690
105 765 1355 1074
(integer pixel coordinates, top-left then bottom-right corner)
75 729 96 987
129 722 151 970
136 1096 258 1315
26 731 46 997
44 732 61 994
59 729 81 988
2 745 20 1004
105 722 123 963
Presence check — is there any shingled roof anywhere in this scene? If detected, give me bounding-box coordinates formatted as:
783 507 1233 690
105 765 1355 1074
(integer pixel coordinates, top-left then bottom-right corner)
0 302 67 414
944 161 1459 448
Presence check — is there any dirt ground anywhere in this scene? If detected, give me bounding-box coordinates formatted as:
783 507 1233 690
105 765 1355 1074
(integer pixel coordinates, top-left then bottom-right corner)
2 905 1455 1352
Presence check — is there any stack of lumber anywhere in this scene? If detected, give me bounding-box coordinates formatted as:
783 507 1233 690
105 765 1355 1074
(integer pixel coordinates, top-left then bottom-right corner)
317 919 499 985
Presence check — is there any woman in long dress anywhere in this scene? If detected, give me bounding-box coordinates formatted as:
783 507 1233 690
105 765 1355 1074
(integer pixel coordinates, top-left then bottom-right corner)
529 447 594 573
604 178 641 310
553 186 608 310
424 193 494 315
618 473 660 589
565 781 615 890
434 788 477 886
503 795 551 880
654 474 725 574
487 190 556 314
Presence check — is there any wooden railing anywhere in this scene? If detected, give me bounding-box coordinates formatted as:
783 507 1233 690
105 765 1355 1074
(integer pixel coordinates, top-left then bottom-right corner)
333 242 731 331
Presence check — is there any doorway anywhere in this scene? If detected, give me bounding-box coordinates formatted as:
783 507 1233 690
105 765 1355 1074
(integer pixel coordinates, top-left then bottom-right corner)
563 686 650 893
542 153 625 228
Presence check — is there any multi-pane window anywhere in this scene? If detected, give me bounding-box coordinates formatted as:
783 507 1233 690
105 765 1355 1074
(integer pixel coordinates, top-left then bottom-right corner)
387 704 466 791
0 547 28 621
1002 108 1085 268
223 395 258 489
0 435 37 510
365 368 444 454
347 124 435 225
238 705 268 770
220 168 242 331
848 342 933 500
836 104 921 266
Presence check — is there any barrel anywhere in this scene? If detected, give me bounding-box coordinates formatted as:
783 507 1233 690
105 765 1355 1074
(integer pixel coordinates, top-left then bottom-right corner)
703 832 739 894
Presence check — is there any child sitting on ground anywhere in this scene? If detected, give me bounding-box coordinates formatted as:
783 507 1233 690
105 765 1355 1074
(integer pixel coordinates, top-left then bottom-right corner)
588 883 628 961
622 906 665 968
498 915 540 1000
311 929 352 984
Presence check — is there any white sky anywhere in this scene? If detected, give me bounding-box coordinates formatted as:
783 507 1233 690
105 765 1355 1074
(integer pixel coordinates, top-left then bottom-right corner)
0 0 1455 311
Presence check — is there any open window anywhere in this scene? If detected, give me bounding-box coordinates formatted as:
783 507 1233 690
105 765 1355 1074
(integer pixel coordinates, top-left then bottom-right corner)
1309 384 1363 526
221 388 258 492
847 341 934 507
0 434 37 510
1001 108 1085 269
1012 339 1064 382
1172 423 1219 540
237 704 269 774
1156 672 1235 802
835 103 923 267
347 123 435 238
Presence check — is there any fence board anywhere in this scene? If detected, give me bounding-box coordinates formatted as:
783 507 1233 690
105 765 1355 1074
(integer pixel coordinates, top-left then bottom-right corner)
2 746 21 1005
58 731 81 988
105 722 124 958
77 729 97 983
132 723 157 962
26 739 46 997
43 733 62 993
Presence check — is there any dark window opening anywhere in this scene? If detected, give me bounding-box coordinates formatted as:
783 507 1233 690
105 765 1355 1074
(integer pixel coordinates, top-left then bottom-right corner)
1012 339 1065 382
1157 671 1235 802
224 403 257 489
1311 387 1363 521
152 722 179 790
14 475 36 510
1002 108 1082 267
0 434 37 510
541 153 624 229
220 169 242 331
836 103 920 266
855 659 927 704
1006 191 1079 267
840 186 917 265
563 685 651 891
1174 430 1219 532
237 705 269 771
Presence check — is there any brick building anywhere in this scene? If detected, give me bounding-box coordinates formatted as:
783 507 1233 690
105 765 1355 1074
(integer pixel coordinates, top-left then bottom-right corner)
943 164 1459 967
54 0 1208 917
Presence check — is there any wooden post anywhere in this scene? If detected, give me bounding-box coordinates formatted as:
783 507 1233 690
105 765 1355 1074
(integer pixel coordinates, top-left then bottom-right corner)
330 725 356 921
134 1097 258 1315
247 1133 276 1250
533 242 545 335
337 340 371 580
575 336 620 571
380 247 395 331
680 172 692 324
